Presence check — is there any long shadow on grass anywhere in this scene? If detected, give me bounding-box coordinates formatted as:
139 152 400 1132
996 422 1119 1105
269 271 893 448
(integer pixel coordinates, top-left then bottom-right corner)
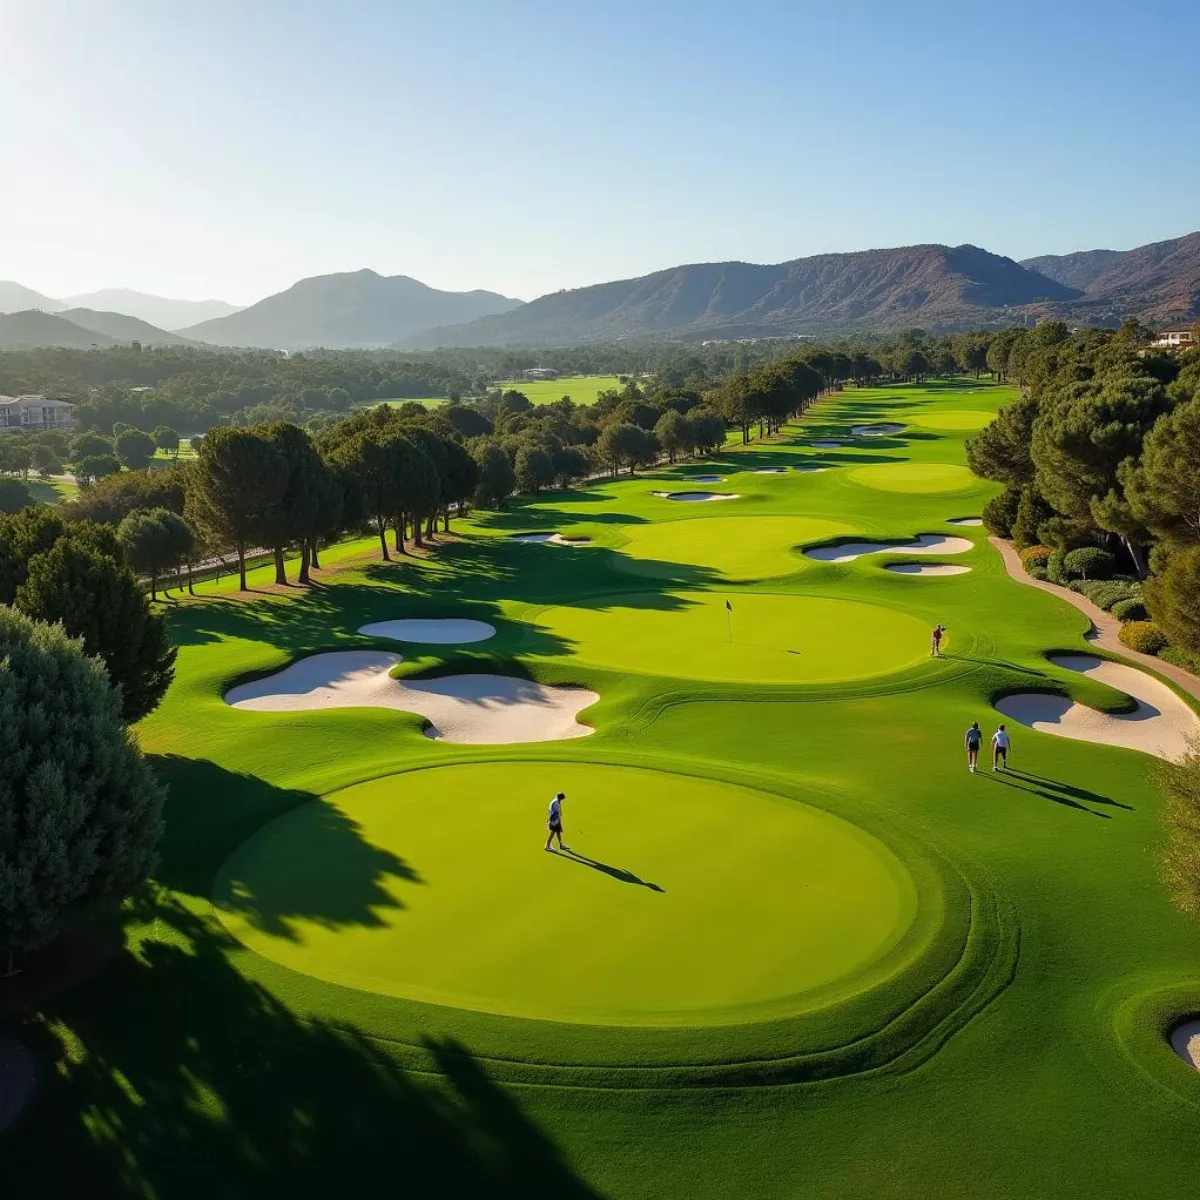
981 770 1129 817
556 849 664 892
3 899 599 1198
150 756 421 938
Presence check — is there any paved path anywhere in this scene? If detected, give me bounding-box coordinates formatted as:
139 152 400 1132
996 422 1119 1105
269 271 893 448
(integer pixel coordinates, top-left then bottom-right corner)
990 536 1200 706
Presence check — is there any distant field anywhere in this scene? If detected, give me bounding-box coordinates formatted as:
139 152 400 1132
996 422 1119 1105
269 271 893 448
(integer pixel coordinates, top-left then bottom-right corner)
28 477 77 504
373 397 447 408
497 374 625 405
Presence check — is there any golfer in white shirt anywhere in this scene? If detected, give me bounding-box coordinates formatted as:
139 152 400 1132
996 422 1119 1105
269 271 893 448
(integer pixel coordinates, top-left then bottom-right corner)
544 792 566 851
992 725 1011 771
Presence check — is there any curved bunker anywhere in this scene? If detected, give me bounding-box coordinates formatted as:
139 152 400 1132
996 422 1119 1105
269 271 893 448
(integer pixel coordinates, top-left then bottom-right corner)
651 491 740 502
804 535 973 564
358 618 496 644
885 563 972 576
852 423 906 437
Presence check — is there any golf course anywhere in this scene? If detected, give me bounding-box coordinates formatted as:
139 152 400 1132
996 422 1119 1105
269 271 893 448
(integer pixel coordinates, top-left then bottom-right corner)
11 379 1200 1196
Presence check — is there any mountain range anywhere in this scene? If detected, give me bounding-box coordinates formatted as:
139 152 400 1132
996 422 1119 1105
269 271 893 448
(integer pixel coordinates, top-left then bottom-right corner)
0 231 1196 352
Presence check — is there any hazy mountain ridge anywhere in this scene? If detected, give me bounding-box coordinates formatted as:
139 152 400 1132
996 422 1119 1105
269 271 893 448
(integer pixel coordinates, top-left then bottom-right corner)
0 282 64 315
179 269 523 349
0 311 121 350
63 288 242 330
59 308 198 347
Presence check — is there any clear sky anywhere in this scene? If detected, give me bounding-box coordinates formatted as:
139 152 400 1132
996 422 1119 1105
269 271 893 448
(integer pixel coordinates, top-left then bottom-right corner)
2 0 1196 305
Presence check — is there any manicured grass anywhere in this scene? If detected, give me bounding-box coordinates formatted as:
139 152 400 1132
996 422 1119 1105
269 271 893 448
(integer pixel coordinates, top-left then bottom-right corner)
26 477 77 504
497 374 626 405
9 379 1200 1198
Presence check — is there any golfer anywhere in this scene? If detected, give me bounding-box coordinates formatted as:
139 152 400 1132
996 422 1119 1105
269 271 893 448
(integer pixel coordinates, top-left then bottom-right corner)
931 623 946 657
964 721 982 773
544 791 566 852
992 724 1011 771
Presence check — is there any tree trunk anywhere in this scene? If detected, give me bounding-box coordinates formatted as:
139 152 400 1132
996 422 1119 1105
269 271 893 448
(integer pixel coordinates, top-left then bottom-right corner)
310 539 321 569
238 541 247 591
412 515 424 548
187 560 195 595
273 545 287 586
298 539 311 584
393 514 407 554
425 512 436 540
377 516 390 561
443 509 451 533
1123 536 1147 578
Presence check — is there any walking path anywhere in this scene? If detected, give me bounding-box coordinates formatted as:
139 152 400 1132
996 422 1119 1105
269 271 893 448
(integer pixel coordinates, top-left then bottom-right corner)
990 536 1200 707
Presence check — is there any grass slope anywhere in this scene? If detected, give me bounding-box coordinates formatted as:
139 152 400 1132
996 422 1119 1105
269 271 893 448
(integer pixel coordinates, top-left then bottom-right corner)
6 379 1200 1198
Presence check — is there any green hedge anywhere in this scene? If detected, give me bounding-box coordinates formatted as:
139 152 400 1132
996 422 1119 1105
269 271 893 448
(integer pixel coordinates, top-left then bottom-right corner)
1063 546 1118 580
1110 598 1149 623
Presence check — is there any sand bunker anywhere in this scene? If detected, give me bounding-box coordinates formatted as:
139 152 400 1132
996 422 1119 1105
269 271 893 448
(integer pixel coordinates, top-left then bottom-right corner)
947 517 983 527
358 619 496 644
753 467 787 474
1170 1020 1200 1071
852 423 906 437
689 474 725 482
885 563 972 576
793 465 830 473
225 651 597 744
995 654 1200 762
810 440 844 448
0 1037 34 1133
511 532 592 545
651 491 740 502
804 535 973 564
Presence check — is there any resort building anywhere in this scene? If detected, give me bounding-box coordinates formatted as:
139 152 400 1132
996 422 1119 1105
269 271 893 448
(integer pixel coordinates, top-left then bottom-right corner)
1151 330 1196 349
0 394 75 433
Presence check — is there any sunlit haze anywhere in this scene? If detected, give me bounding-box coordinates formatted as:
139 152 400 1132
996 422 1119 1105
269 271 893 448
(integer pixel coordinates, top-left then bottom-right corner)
2 0 1196 304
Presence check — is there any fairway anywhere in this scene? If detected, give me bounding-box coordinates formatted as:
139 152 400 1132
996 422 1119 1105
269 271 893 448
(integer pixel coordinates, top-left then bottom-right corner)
847 462 978 493
214 763 916 1025
535 590 931 682
910 409 994 431
497 374 625 405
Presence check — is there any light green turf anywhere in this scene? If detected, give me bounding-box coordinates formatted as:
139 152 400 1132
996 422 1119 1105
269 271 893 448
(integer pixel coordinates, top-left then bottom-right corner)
215 762 915 1026
497 374 625 405
534 591 930 682
611 514 855 581
909 409 994 431
847 462 978 493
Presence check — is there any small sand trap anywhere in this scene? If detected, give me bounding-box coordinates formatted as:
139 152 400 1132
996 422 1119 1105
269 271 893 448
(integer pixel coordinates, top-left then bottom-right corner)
852 423 906 437
753 468 787 474
0 1036 35 1133
511 532 592 545
1170 1020 1200 1071
885 563 972 576
810 440 844 449
651 491 740 502
995 654 1200 762
358 619 496 644
226 651 597 744
793 465 830 473
689 474 725 482
804 535 973 563
947 517 984 527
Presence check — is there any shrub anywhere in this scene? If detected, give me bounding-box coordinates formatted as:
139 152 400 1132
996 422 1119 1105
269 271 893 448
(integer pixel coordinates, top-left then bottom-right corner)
1111 598 1149 623
1019 544 1053 573
1156 734 1200 916
1119 621 1168 655
1161 645 1200 675
1069 579 1139 610
0 606 164 953
982 484 1021 537
1063 546 1118 580
1145 545 1200 660
1046 550 1069 584
1012 485 1055 549
1027 567 1049 581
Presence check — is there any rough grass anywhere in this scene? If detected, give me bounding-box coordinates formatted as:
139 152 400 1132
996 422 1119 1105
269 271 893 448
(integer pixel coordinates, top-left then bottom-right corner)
7 380 1200 1198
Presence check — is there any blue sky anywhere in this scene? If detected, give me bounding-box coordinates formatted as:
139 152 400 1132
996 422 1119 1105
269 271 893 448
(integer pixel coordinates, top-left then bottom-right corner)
1 0 1195 304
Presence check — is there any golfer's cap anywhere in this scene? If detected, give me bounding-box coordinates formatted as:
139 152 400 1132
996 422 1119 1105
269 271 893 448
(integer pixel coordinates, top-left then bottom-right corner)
556 792 565 799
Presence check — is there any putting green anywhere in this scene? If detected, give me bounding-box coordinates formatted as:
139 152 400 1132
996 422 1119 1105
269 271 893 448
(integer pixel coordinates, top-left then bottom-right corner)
847 463 977 494
534 591 930 682
612 515 856 581
214 763 917 1026
910 410 993 431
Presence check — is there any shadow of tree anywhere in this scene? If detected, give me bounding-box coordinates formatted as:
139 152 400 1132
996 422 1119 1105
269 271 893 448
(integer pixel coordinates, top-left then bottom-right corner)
3 901 600 1198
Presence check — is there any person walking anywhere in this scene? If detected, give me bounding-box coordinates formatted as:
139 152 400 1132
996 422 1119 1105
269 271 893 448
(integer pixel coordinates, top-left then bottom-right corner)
931 623 946 657
964 721 982 773
544 791 566 852
992 724 1011 771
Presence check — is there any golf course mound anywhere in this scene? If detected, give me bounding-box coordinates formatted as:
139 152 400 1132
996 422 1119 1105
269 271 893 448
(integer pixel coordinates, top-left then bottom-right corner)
612 515 855 582
511 532 592 545
885 563 972 576
852 423 906 437
652 491 740 502
804 535 973 564
213 763 918 1027
947 517 983 527
994 654 1200 762
1170 1020 1200 1071
534 591 930 682
848 464 977 494
689 474 725 482
358 618 496 644
225 651 596 743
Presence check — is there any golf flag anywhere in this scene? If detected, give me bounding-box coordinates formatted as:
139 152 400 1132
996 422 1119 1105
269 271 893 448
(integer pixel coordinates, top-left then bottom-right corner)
725 600 733 612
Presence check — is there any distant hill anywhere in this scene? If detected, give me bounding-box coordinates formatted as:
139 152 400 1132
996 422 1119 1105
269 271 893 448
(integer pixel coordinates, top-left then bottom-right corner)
403 244 1079 347
1024 232 1200 327
0 311 119 349
63 288 242 330
59 308 198 347
0 282 63 315
179 269 523 349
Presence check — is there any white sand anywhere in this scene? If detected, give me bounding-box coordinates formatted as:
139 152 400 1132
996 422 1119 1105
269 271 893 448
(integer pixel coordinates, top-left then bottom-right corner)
753 468 787 474
885 563 972 576
689 474 725 482
995 654 1200 762
810 440 844 448
793 465 830 473
1170 1020 1200 1070
651 491 740 502
225 651 597 744
358 618 496 644
804 535 973 563
511 533 592 545
852 423 906 437
947 517 984 527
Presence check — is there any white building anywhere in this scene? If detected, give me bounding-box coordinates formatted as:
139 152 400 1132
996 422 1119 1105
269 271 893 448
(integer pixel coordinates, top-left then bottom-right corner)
1151 330 1196 349
0 395 75 433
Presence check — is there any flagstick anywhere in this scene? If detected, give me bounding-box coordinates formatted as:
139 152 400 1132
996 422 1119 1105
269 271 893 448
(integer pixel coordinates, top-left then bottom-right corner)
725 603 732 644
